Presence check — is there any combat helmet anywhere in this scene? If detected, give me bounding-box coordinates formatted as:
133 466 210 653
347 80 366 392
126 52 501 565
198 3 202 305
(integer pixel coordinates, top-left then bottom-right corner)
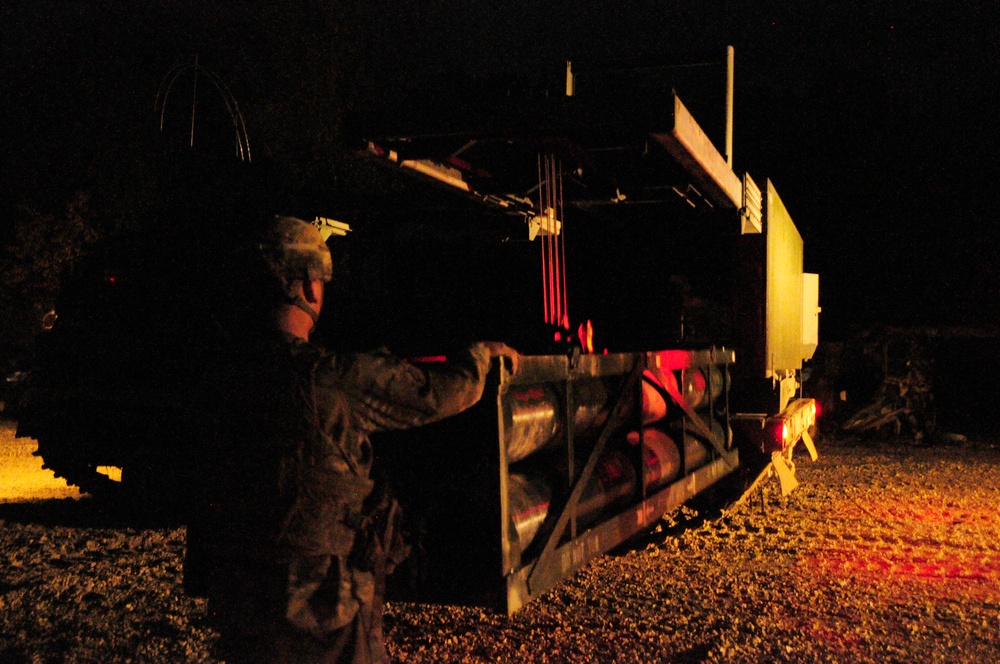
259 215 334 323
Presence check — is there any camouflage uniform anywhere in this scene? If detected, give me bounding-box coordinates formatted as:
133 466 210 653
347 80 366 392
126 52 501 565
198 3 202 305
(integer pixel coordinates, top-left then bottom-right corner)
183 217 495 663
185 332 492 663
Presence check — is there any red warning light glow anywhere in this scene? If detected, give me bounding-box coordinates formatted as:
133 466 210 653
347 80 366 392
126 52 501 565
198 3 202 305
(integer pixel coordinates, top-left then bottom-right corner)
577 319 594 354
407 356 447 363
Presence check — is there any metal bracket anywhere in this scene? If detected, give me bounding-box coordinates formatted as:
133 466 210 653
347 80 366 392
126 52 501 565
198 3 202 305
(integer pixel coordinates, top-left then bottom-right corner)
801 429 818 462
771 452 798 496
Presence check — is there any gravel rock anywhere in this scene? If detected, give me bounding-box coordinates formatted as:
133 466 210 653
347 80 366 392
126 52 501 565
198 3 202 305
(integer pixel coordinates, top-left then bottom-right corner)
2 437 999 663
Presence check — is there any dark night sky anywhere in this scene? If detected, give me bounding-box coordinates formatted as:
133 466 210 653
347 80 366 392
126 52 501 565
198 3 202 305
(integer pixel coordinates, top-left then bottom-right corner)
2 1 998 339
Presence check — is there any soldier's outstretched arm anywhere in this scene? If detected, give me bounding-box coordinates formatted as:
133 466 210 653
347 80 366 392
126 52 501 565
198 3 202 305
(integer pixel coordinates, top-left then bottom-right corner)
322 342 519 432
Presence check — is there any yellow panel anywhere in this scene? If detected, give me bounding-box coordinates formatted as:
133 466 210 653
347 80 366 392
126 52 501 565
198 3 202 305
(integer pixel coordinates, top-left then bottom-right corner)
765 180 805 376
802 272 820 360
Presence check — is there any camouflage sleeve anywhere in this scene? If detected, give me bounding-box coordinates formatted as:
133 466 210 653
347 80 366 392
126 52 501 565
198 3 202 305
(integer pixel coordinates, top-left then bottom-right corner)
317 343 493 433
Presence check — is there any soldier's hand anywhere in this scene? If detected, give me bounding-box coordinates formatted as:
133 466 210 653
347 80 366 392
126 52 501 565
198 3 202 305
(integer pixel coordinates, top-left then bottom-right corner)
483 342 521 376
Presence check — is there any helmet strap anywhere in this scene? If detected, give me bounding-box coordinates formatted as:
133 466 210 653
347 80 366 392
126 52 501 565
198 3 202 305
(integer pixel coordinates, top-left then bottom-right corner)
291 293 320 326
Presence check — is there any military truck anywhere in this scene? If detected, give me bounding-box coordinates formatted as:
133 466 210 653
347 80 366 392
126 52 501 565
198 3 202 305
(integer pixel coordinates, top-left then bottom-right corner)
16 50 819 613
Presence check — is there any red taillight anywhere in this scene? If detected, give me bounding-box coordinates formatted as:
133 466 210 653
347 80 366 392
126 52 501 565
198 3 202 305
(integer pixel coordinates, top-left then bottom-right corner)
759 399 816 455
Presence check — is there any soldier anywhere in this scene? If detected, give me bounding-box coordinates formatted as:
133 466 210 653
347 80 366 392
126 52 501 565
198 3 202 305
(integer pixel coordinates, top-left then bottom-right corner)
183 215 519 663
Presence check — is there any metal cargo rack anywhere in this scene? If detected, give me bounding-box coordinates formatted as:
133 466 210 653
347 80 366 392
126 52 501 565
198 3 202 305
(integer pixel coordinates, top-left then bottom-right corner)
382 346 737 614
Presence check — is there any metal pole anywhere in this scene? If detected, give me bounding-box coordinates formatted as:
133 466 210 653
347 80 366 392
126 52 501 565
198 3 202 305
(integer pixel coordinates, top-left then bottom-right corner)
725 46 734 168
189 55 199 149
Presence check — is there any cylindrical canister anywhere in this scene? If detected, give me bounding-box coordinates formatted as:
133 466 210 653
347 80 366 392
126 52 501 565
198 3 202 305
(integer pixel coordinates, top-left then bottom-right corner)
505 385 561 462
626 427 682 490
507 471 552 553
571 377 611 438
680 367 724 410
577 450 637 528
683 433 710 470
504 379 614 463
682 419 726 470
641 372 668 425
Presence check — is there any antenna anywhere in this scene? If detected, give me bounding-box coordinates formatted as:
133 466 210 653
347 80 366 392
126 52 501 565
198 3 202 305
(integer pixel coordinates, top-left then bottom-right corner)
154 57 252 162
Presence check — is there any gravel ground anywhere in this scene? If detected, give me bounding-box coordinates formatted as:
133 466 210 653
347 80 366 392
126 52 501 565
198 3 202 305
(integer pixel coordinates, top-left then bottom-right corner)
2 425 999 663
